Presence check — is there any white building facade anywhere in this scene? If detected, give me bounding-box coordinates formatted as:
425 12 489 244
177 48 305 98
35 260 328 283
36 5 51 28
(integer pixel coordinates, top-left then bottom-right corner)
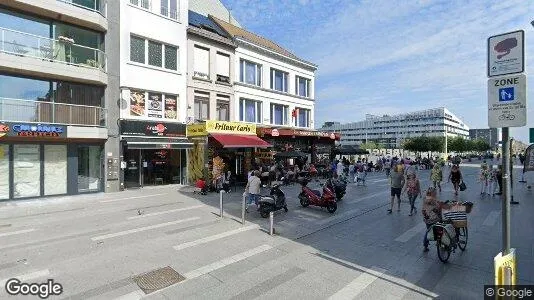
322 108 470 148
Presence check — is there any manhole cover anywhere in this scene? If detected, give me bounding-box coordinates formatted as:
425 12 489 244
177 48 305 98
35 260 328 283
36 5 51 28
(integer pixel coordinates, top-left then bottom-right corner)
132 266 185 294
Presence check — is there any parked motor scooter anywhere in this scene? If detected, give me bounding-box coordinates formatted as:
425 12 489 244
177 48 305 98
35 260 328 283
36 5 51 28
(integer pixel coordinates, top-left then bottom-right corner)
328 176 347 200
298 178 337 213
258 180 288 218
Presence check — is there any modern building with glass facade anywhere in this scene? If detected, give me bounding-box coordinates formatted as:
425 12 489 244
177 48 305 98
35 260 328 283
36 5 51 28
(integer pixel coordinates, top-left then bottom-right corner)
321 108 470 148
0 1 109 199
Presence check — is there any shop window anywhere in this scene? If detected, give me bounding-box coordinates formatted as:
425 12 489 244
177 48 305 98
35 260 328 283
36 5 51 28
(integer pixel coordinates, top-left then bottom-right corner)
0 145 8 200
13 144 40 198
239 98 262 123
44 145 67 196
194 92 209 121
78 145 102 193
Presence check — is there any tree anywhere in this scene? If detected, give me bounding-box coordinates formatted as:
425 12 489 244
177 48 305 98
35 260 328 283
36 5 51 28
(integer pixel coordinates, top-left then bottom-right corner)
474 139 491 152
360 141 378 150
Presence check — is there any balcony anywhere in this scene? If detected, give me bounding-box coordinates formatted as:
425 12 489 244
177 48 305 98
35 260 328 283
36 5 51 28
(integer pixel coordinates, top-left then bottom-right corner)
57 0 106 16
0 27 106 72
0 98 107 127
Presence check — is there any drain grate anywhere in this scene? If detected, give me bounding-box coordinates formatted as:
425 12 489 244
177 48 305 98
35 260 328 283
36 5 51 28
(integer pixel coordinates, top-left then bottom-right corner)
132 266 185 294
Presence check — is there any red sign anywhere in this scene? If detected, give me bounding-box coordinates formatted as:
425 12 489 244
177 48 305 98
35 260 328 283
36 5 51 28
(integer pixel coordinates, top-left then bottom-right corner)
259 127 340 140
271 129 280 137
0 124 8 138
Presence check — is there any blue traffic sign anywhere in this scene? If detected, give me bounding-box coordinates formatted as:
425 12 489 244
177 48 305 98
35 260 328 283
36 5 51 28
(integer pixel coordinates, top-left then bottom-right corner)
499 87 514 101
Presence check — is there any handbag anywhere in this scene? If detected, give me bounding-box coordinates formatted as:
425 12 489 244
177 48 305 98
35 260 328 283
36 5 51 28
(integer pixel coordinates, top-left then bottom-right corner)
459 181 467 191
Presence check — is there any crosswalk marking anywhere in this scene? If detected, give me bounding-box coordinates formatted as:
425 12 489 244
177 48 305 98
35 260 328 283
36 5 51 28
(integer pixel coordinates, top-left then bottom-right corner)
483 211 500 227
0 228 35 237
91 217 199 241
0 269 50 287
328 266 385 300
127 205 204 220
394 223 426 243
173 224 259 251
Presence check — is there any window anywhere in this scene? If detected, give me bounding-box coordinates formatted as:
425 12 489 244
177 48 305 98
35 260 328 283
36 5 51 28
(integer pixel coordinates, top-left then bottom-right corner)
13 144 40 198
297 108 310 127
130 0 150 9
296 76 311 97
160 0 178 20
193 46 210 79
270 104 288 125
194 91 209 121
240 59 262 86
216 95 230 121
78 145 102 193
164 45 177 70
130 35 178 71
239 98 262 123
270 69 288 92
148 40 162 67
216 52 230 84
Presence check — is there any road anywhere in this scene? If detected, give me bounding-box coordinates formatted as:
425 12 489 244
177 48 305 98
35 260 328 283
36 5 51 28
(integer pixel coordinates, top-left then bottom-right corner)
0 163 532 299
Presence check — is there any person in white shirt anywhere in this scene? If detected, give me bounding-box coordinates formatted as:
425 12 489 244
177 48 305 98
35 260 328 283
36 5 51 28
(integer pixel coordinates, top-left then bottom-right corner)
244 170 261 212
336 160 344 177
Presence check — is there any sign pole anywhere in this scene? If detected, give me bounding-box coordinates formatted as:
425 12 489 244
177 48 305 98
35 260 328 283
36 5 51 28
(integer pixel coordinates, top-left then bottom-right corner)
510 138 519 204
502 127 511 255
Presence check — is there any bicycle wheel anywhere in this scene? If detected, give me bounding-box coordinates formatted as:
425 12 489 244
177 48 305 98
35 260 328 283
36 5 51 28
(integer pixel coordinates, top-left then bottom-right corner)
457 227 468 251
436 238 451 263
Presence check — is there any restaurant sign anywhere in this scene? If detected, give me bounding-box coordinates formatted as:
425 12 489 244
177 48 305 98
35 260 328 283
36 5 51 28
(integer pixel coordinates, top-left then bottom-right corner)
259 128 340 140
120 120 186 137
187 121 257 137
0 122 66 138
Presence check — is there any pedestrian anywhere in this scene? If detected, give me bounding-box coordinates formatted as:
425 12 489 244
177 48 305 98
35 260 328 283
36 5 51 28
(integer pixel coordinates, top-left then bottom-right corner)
388 165 405 214
495 164 503 195
478 164 489 195
336 159 344 178
403 173 422 216
244 170 261 212
430 163 443 192
422 187 442 252
488 165 498 196
447 164 463 196
348 163 355 183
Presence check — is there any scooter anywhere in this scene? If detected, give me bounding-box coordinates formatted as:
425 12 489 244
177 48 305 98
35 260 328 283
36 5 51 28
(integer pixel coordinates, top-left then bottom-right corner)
298 178 337 213
258 181 288 218
327 177 347 200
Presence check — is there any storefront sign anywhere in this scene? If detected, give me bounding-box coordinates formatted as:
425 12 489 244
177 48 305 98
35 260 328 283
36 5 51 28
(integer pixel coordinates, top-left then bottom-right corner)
186 121 256 137
0 122 66 138
259 127 340 140
120 120 186 137
255 151 275 159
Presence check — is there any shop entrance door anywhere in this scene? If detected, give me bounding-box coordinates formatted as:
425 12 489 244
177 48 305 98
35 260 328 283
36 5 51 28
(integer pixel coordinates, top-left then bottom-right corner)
124 149 141 188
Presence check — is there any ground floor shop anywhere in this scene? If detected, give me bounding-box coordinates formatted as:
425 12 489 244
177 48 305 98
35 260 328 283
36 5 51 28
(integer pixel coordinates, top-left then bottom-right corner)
187 121 270 184
119 120 191 189
0 122 104 200
256 127 340 166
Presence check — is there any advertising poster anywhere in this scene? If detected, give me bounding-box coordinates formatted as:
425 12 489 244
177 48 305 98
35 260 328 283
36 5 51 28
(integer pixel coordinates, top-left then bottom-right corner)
165 95 177 119
147 93 163 118
130 90 146 117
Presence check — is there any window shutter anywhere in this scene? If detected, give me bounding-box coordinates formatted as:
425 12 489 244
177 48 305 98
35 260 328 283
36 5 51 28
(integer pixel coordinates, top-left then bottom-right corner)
193 46 210 78
216 53 230 77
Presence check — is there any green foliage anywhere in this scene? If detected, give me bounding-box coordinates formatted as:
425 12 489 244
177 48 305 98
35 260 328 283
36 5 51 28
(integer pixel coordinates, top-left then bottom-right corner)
402 136 444 152
359 141 378 150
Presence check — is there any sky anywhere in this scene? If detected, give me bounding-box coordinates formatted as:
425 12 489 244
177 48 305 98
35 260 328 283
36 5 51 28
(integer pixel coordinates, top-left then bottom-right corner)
221 0 534 143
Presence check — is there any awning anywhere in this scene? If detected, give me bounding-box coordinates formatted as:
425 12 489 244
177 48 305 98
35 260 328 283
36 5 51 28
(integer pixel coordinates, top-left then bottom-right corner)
123 137 193 149
210 133 271 148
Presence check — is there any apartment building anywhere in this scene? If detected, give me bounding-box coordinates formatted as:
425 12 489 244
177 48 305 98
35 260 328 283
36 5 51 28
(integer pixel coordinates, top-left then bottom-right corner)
469 128 500 150
117 0 190 189
0 0 109 199
322 108 470 148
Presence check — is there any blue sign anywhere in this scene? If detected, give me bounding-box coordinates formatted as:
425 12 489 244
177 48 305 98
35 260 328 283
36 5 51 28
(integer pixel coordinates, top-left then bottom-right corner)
499 87 514 101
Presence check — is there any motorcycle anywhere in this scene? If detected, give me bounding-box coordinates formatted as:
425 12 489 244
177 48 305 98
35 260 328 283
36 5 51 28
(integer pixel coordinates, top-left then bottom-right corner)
327 176 347 200
258 181 288 218
298 178 337 213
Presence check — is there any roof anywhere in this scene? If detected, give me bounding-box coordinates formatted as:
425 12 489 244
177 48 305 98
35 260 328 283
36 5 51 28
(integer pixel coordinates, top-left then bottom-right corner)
189 10 230 39
210 16 316 68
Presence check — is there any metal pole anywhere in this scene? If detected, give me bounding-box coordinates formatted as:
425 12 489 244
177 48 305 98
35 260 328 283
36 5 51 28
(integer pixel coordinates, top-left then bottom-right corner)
502 127 511 255
269 211 274 235
241 193 246 225
219 190 224 218
444 127 448 160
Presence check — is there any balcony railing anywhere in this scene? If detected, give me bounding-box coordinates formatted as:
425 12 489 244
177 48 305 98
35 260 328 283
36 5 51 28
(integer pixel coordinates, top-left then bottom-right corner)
160 6 178 20
0 98 107 127
0 27 107 72
57 0 107 16
130 0 151 10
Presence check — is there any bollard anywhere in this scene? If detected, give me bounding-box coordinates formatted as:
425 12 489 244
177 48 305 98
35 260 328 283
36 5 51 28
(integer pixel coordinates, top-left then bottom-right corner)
269 211 274 236
241 193 246 225
219 190 224 218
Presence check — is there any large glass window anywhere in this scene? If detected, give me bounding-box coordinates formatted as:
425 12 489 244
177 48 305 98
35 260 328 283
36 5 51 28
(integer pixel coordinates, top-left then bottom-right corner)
44 145 67 196
130 36 145 63
148 40 163 67
239 98 262 123
161 0 178 20
270 104 288 125
130 35 178 71
0 145 9 200
296 76 311 97
78 145 101 193
0 75 51 101
297 108 311 128
13 144 40 198
270 69 288 92
53 82 104 106
240 59 262 86
165 45 178 71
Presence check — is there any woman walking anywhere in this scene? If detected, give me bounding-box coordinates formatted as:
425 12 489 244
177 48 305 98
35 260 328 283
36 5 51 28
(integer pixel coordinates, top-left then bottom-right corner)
479 164 490 195
448 165 463 196
430 163 443 192
488 165 498 196
403 173 422 216
422 187 442 252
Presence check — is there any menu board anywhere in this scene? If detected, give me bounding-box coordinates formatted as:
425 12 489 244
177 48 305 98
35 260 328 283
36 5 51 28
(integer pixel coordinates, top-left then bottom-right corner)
130 90 146 117
165 95 178 119
147 93 163 118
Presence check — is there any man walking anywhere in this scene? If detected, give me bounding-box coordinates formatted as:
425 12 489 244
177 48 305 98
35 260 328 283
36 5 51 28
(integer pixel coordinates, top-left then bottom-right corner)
388 165 405 214
244 170 262 212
